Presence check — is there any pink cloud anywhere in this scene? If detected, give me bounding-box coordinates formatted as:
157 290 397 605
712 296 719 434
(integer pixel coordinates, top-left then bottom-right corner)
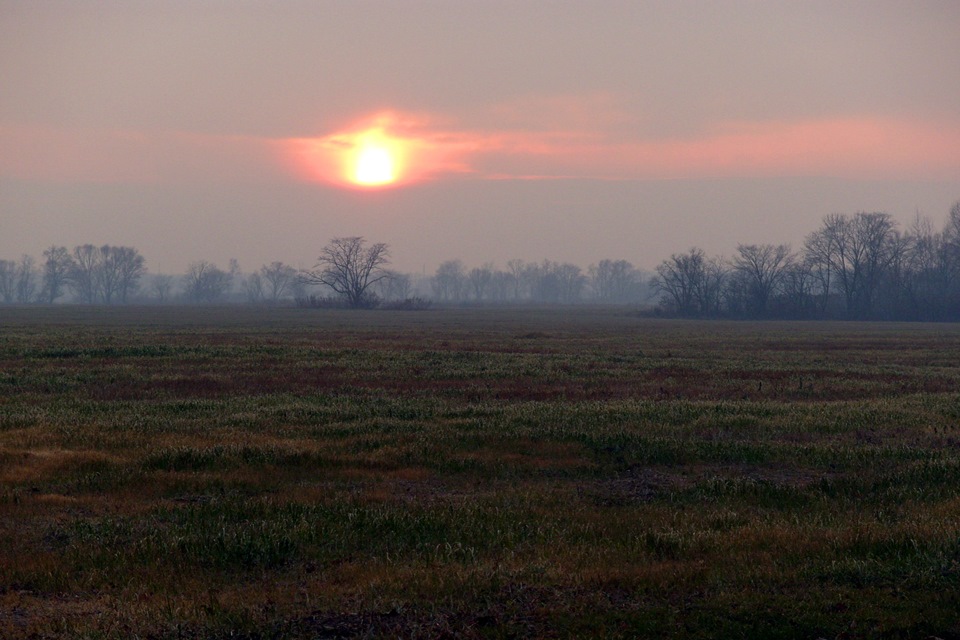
5 109 958 188
466 116 960 181
285 108 960 187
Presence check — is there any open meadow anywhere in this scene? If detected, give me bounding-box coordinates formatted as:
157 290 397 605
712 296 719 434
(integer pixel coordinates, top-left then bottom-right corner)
2 306 960 639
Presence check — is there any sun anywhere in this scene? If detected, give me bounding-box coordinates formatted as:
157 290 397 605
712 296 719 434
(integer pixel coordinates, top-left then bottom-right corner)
353 143 395 186
340 128 405 188
287 113 449 189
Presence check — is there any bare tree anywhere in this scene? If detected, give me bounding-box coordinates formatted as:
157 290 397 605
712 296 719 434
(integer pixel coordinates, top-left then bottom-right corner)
42 246 72 304
652 248 705 316
468 264 494 301
779 260 818 318
945 201 960 280
433 260 466 302
151 274 174 303
589 259 641 303
110 246 146 303
69 244 100 303
183 260 233 303
489 270 512 302
731 244 793 317
506 259 526 300
697 255 727 316
259 262 298 303
65 244 145 304
376 270 413 301
14 255 37 303
0 260 15 303
804 212 905 319
556 263 586 303
300 237 390 308
530 261 585 303
802 225 837 316
244 272 265 304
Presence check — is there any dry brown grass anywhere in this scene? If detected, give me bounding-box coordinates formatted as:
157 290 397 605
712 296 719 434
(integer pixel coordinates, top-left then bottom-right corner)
1 306 960 637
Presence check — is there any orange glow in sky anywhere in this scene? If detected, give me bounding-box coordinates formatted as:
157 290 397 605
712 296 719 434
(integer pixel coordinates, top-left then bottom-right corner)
284 112 480 189
288 115 432 189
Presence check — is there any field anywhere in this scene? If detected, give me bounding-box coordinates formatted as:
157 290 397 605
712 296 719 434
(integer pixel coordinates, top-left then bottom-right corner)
2 306 960 639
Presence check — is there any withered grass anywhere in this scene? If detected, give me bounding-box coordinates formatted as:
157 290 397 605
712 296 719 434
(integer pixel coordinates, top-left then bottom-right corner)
1 306 960 638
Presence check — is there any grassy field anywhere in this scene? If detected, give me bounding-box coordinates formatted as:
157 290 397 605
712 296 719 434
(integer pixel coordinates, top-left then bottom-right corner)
1 306 960 639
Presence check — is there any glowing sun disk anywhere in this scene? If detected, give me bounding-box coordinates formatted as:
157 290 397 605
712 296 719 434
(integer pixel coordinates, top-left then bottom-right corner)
354 145 395 185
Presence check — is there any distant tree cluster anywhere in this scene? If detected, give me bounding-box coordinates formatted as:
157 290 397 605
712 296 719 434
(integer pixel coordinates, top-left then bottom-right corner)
651 204 960 320
0 244 146 305
430 258 646 304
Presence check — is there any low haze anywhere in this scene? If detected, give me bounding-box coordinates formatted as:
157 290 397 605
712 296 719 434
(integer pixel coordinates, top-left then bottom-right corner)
2 0 959 274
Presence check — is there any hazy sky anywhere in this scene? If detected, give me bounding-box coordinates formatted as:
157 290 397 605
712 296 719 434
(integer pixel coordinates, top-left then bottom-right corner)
2 1 959 274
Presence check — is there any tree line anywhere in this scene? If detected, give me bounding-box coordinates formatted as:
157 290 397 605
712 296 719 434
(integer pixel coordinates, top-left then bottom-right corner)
2 201 958 320
652 205 960 320
0 240 650 307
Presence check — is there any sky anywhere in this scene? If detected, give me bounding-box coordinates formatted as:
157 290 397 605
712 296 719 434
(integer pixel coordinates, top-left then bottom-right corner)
2 0 959 274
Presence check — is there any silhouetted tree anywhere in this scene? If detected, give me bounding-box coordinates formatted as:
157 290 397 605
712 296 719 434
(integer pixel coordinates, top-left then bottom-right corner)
376 270 413 301
433 260 466 302
731 244 793 317
41 246 72 304
506 259 527 300
108 246 146 303
14 255 37 303
300 237 390 308
69 245 100 303
243 272 265 303
589 259 641 303
652 248 706 316
468 264 494 301
151 274 174 303
804 213 905 319
779 259 819 318
183 260 233 303
65 244 145 304
490 270 513 302
0 260 15 303
259 262 299 303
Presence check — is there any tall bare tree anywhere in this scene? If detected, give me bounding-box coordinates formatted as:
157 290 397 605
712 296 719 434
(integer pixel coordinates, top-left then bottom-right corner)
804 212 905 319
42 246 73 304
652 248 706 316
260 262 299 303
65 245 145 304
183 260 233 303
731 244 793 317
589 259 640 303
109 246 147 303
151 274 174 303
506 259 527 300
300 237 390 308
0 260 15 303
243 272 265 303
468 264 494 301
69 244 100 303
433 260 466 303
376 270 413 301
14 255 37 303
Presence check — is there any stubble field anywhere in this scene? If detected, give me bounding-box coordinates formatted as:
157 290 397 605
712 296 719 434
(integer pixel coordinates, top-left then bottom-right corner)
1 306 960 639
